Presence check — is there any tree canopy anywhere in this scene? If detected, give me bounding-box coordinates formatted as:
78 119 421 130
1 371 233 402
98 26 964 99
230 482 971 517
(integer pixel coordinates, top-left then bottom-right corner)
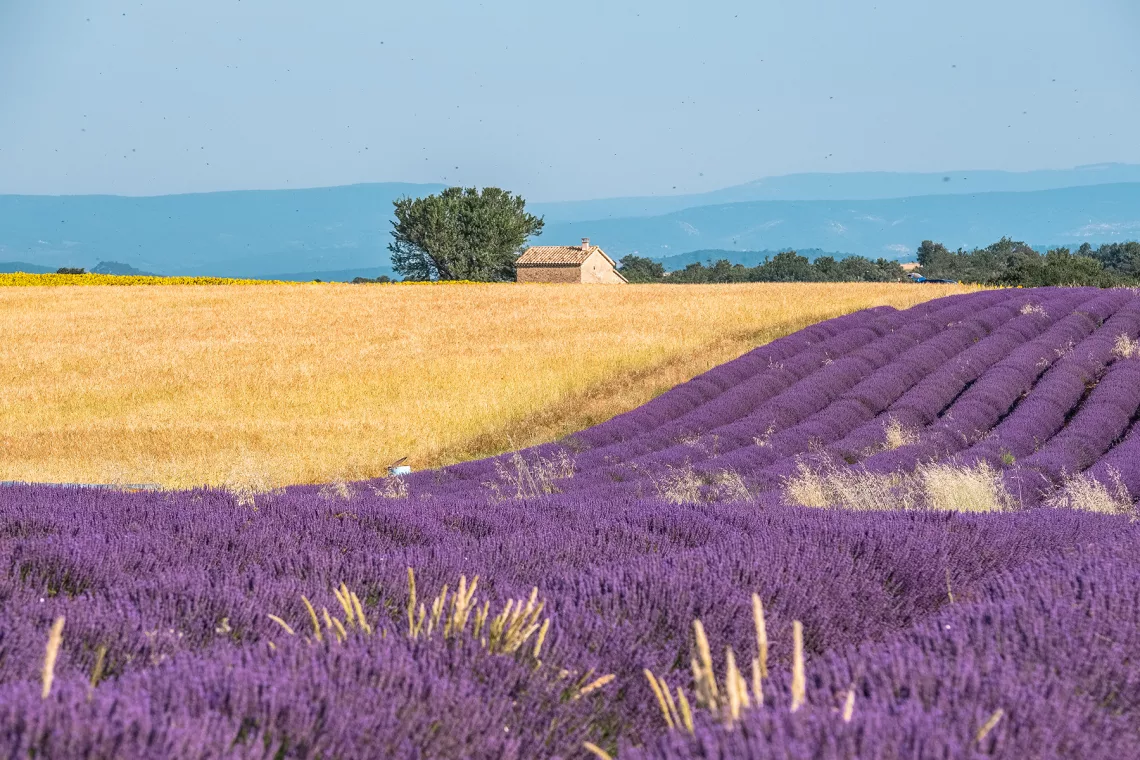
388 187 544 281
916 237 1138 287
618 251 906 283
616 255 665 283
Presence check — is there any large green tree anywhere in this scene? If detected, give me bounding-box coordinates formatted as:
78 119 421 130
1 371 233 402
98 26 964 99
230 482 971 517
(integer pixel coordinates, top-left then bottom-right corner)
388 187 544 281
617 255 665 283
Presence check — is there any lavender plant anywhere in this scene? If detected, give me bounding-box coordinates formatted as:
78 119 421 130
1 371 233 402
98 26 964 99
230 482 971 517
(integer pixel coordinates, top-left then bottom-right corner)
2 288 1139 758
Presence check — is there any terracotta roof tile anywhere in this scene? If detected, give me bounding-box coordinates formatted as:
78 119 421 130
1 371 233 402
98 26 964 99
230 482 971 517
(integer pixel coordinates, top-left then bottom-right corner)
516 246 597 266
516 245 618 267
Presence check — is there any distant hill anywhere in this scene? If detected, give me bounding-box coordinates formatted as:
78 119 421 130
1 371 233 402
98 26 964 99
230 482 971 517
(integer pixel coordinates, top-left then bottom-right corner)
655 248 859 271
91 261 161 276
0 182 445 278
259 266 396 282
0 261 55 274
544 183 1140 260
3 170 1140 278
530 163 1140 222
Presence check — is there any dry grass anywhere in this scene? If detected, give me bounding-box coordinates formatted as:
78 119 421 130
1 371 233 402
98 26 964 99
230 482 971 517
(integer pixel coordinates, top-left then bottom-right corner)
882 417 919 451
645 593 810 733
486 449 575 500
785 457 1016 513
0 281 977 489
1113 333 1140 359
1046 468 1136 519
653 464 706 505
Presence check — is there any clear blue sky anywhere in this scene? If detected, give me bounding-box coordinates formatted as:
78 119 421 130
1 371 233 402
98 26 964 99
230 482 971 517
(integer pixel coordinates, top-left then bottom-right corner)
1 0 1138 201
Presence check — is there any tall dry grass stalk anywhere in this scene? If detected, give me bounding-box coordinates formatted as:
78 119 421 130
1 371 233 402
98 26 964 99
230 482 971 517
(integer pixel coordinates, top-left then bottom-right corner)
785 457 1016 513
646 593 814 733
790 620 806 713
841 688 855 722
0 282 978 489
42 616 65 699
976 708 1005 744
268 568 555 662
582 742 614 760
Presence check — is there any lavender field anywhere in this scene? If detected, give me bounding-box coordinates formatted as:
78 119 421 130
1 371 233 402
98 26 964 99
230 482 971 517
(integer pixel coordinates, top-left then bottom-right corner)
3 287 1139 759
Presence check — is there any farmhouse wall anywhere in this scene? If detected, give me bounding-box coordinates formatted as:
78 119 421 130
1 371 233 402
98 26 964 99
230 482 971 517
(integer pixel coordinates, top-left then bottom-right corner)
516 265 582 284
581 250 627 284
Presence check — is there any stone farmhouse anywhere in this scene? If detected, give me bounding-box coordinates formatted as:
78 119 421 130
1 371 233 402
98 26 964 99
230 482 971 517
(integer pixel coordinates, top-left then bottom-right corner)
515 238 627 284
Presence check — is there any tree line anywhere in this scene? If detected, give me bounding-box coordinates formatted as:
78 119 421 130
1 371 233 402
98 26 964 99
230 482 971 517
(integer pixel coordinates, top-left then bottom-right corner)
617 252 907 283
915 238 1140 287
618 240 1140 286
384 186 1140 287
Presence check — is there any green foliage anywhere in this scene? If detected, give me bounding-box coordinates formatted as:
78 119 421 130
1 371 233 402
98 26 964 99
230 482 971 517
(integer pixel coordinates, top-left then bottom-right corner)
620 251 906 284
352 275 393 284
55 267 86 275
616 255 665 283
1088 241 1140 278
388 187 544 281
916 237 1139 287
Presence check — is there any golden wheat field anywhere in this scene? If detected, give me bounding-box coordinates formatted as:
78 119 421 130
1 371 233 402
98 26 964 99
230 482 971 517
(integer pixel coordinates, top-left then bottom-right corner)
0 281 979 489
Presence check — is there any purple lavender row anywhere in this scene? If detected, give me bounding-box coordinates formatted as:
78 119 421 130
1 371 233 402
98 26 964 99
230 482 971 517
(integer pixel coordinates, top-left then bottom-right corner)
623 543 1140 759
860 289 1125 474
1 482 1136 757
730 289 1100 492
408 299 992 499
421 306 897 490
834 288 1096 473
1083 416 1140 499
585 292 1026 482
698 292 1058 487
560 301 986 475
821 292 1072 461
959 295 1140 469
1001 348 1140 504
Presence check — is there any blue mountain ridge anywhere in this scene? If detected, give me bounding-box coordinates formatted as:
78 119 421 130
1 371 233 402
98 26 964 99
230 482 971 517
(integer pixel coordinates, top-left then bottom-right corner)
542 183 1140 261
2 168 1139 277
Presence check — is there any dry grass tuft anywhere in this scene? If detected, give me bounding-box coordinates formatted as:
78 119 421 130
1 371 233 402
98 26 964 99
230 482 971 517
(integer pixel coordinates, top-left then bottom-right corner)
370 476 409 499
919 462 1016 512
486 449 575 500
1047 468 1136 519
1019 302 1047 317
709 469 752 502
0 282 979 489
318 478 356 501
653 464 705 505
1113 333 1140 359
882 417 918 451
784 457 1016 513
268 569 557 664
752 424 777 448
785 459 912 511
652 464 753 504
219 453 279 506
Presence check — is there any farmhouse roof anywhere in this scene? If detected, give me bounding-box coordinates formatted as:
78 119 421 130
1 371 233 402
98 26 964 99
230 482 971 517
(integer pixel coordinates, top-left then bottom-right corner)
516 243 618 268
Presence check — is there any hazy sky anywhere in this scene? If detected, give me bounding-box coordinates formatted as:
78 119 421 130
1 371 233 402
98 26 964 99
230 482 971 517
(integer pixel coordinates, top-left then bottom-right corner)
2 0 1138 200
